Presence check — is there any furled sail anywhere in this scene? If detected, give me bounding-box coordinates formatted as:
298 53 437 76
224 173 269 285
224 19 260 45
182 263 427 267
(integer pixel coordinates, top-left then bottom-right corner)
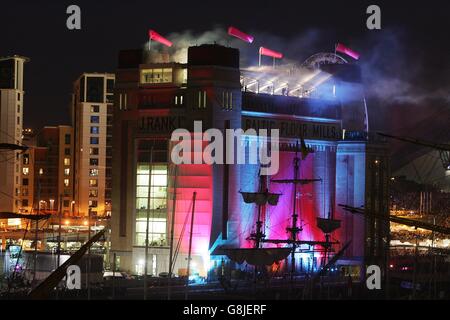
240 192 281 206
316 217 341 234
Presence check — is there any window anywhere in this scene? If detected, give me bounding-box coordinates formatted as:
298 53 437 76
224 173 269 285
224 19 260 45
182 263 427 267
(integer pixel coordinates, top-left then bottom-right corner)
65 148 71 155
119 93 128 110
64 158 70 166
90 158 99 166
90 105 100 113
135 218 167 247
89 190 98 197
17 104 20 113
22 167 29 175
64 168 70 176
65 134 71 144
90 116 100 123
22 178 29 186
90 126 99 134
63 200 70 207
140 68 173 84
89 147 99 155
89 169 99 176
107 79 114 93
222 91 233 110
39 168 44 175
64 179 69 187
89 200 98 208
197 91 207 108
89 179 98 187
22 199 28 207
86 76 104 103
174 95 184 106
17 116 20 125
90 137 99 145
23 154 29 165
135 163 168 246
17 93 21 101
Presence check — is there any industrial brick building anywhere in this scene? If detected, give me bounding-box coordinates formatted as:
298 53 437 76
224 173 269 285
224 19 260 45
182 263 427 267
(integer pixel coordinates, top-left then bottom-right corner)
110 44 389 279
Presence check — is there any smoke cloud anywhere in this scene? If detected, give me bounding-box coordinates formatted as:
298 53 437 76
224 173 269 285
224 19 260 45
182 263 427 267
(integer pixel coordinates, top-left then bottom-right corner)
143 26 449 138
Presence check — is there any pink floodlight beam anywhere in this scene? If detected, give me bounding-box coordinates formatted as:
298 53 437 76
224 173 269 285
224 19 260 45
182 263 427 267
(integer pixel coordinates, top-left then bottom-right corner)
148 29 173 48
228 26 254 43
259 47 283 59
335 43 360 60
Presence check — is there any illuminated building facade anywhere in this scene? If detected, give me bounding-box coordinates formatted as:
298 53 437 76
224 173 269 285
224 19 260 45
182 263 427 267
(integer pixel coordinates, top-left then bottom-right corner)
18 126 74 216
111 44 389 279
72 73 115 218
0 55 28 215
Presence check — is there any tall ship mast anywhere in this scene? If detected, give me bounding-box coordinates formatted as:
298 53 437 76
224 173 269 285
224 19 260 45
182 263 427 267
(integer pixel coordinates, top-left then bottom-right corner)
223 138 342 277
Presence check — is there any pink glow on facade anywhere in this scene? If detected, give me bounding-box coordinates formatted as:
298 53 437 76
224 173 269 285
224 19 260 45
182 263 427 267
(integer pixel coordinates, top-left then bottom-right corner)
267 152 323 245
168 140 213 256
148 29 173 47
228 26 254 43
259 47 283 59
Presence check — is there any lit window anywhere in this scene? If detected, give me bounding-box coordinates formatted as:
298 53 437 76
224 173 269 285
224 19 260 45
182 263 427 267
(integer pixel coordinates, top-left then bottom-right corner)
22 167 29 175
89 169 99 176
141 68 173 84
64 158 70 166
90 126 99 134
89 147 99 155
39 168 44 175
64 179 69 187
23 154 30 165
174 95 184 106
135 163 168 246
90 105 100 113
90 137 99 145
64 168 70 176
198 91 206 108
89 179 98 187
222 91 233 110
89 190 98 197
88 200 98 207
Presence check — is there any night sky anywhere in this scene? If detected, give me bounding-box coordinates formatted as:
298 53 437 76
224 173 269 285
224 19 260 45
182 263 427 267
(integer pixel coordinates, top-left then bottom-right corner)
1 0 449 154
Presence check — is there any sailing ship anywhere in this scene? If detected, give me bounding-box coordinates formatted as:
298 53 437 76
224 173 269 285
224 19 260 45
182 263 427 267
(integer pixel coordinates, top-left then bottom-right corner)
221 138 342 278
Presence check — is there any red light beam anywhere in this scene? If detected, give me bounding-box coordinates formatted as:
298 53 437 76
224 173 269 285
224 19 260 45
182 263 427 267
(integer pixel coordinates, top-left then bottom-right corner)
148 29 173 48
228 26 254 43
259 47 283 59
335 43 360 60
